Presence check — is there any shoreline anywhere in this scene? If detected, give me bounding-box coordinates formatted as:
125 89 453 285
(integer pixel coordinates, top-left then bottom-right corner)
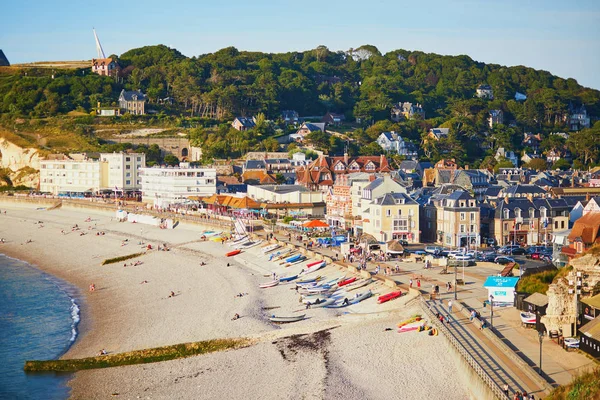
0 200 474 399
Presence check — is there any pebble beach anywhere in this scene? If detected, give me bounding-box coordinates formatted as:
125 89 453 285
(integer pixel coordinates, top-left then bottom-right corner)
0 200 473 399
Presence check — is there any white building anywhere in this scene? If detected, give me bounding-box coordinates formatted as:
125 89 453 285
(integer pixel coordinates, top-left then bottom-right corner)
376 131 418 158
247 184 323 204
99 152 145 191
40 159 106 195
140 163 217 207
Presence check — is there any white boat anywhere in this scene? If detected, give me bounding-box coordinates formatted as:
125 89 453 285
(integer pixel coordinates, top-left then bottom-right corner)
269 314 306 323
259 279 280 289
229 235 249 246
301 294 332 304
262 244 280 254
326 290 372 308
306 298 336 308
299 261 326 275
345 278 373 291
520 312 536 324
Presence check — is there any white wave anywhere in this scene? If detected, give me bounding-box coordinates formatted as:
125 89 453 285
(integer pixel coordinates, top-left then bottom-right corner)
69 299 80 342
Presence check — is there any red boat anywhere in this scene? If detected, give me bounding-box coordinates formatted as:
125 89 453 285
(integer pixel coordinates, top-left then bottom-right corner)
306 260 322 268
337 277 357 287
226 249 241 257
377 291 402 304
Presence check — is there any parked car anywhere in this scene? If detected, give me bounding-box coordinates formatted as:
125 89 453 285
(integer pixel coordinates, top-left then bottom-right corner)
498 245 520 254
563 337 580 349
454 254 474 261
494 256 515 265
485 238 496 246
397 239 409 246
478 252 498 262
425 245 442 254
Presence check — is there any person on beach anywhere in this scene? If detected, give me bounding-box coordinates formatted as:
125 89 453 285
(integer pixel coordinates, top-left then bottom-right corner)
168 291 175 298
447 300 453 320
417 278 421 288
232 313 240 320
470 309 477 321
409 279 413 288
140 280 148 284
503 383 509 396
89 283 95 292
98 349 107 356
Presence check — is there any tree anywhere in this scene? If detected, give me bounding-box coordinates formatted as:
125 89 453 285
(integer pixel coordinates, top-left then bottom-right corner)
261 137 280 152
305 131 330 152
552 158 571 171
163 154 179 166
525 158 548 171
493 158 515 173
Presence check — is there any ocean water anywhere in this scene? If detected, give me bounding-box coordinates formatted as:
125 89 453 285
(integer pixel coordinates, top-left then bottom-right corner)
0 254 80 400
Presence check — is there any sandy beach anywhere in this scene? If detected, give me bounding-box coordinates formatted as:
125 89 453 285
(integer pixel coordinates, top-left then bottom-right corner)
0 200 473 399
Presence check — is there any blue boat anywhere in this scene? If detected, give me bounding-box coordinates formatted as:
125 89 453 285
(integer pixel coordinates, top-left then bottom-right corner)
279 274 298 282
286 254 301 263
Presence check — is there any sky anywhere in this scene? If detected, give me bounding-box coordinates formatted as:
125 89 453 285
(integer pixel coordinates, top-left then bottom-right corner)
1 0 599 89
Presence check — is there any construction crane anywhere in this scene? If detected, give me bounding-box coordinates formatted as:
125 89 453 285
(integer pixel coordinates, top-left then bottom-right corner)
93 28 106 59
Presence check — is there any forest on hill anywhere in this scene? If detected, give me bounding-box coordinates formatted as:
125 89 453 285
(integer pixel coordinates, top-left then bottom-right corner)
0 44 599 167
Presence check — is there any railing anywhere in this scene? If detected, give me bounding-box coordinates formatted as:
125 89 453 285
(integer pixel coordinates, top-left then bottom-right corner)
419 296 509 400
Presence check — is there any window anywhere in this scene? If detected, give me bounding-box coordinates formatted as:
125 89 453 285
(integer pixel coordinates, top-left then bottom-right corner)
393 219 408 231
555 221 559 229
126 180 131 185
561 221 565 229
529 208 535 219
504 223 508 231
386 209 391 217
470 225 476 232
398 209 402 216
470 212 476 221
504 209 510 219
540 207 547 218
376 209 380 216
460 212 466 221
460 224 465 233
126 157 131 162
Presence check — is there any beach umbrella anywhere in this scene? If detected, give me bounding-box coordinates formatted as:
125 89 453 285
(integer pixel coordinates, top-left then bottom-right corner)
302 220 329 229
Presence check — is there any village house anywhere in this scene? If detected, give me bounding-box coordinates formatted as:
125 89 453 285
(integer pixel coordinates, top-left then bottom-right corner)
362 192 420 243
522 133 542 152
427 128 450 141
488 110 504 127
376 131 418 158
495 147 519 167
562 212 600 260
476 84 494 99
92 57 119 77
231 117 256 131
498 184 549 199
118 90 147 115
452 169 492 200
322 112 346 126
296 153 392 191
568 102 591 131
390 102 425 121
421 188 480 247
289 122 326 142
491 198 541 246
422 159 459 187
281 110 299 125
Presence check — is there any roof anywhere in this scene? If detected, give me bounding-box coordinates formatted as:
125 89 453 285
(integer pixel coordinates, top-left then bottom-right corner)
256 184 311 194
244 160 266 170
502 184 547 196
241 170 276 184
568 212 600 244
119 89 146 102
581 294 600 309
399 160 418 171
579 316 600 339
446 190 474 201
234 117 256 128
298 122 326 133
483 276 519 288
430 128 449 139
0 49 9 66
373 192 417 206
524 292 549 307
478 84 492 90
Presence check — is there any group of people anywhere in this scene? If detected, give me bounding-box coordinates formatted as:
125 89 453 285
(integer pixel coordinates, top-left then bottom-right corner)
409 278 421 289
503 384 534 400
89 283 96 292
123 261 143 267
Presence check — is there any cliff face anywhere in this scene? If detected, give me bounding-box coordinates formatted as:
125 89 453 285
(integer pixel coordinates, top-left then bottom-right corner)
0 138 41 171
542 253 600 334
0 138 40 188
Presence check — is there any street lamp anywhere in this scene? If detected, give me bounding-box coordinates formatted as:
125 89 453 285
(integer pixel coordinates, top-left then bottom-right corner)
538 330 544 375
454 261 458 300
489 294 495 329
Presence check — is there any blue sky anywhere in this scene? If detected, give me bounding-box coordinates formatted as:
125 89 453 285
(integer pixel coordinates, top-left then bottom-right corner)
2 0 599 89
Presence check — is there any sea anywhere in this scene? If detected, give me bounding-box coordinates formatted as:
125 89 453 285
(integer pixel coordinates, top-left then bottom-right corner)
0 254 80 399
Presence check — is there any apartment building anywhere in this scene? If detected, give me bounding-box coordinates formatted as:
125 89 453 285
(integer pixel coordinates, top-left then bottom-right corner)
40 159 106 195
99 152 146 191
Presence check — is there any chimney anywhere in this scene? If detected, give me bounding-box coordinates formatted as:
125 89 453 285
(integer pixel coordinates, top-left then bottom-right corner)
526 193 533 202
586 193 590 202
465 165 469 170
344 152 348 165
504 196 509 205
380 154 384 168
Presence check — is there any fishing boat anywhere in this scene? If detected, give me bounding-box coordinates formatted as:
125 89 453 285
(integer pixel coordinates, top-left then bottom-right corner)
262 244 280 254
226 249 241 257
269 314 306 323
345 278 373 291
229 235 249 246
279 274 298 282
350 290 373 304
259 279 280 288
296 275 322 285
306 298 335 308
285 254 302 263
520 312 536 324
377 291 402 304
300 260 326 275
237 240 263 250
337 277 357 287
285 256 307 266
305 260 323 268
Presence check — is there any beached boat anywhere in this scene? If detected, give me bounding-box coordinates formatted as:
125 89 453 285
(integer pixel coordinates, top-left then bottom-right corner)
377 291 402 304
300 260 326 275
204 231 221 237
269 314 306 323
337 277 357 287
279 274 298 282
398 321 424 333
345 278 373 291
306 298 335 308
301 294 332 304
520 312 536 324
285 256 307 266
259 279 280 288
229 236 249 246
305 260 323 268
285 254 302 263
262 244 280 254
273 250 294 261
397 315 423 328
237 240 263 250
350 290 373 304
226 249 241 257
296 275 322 285
299 285 335 295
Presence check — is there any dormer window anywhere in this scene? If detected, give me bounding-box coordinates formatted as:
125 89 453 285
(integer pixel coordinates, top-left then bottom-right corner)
349 162 360 170
365 162 375 171
504 209 510 219
540 207 547 218
334 163 345 171
529 208 535 219
515 208 522 218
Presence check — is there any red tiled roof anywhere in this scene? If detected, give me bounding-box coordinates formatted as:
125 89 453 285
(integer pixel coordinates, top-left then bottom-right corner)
569 212 600 244
296 154 391 186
